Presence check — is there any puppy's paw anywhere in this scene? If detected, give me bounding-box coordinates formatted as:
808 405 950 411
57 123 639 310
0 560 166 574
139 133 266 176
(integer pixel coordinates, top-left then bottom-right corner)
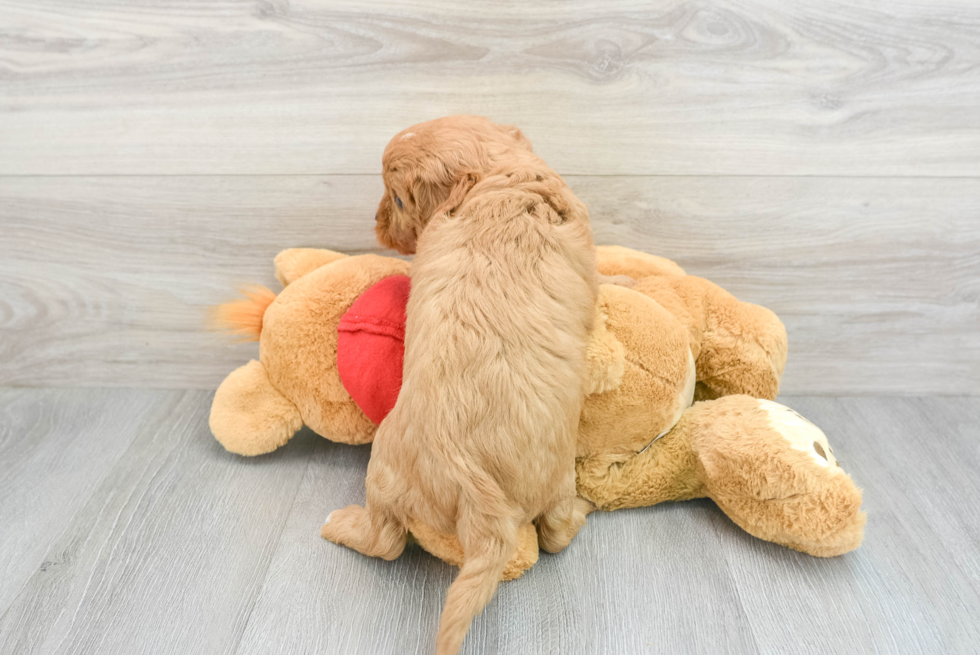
599 274 636 289
320 504 366 544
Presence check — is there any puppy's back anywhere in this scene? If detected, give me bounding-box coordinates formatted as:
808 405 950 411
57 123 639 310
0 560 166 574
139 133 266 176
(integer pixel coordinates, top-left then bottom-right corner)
394 178 597 518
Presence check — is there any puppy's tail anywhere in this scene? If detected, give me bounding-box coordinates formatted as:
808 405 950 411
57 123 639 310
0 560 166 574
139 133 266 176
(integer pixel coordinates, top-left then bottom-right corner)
210 286 277 342
436 514 517 655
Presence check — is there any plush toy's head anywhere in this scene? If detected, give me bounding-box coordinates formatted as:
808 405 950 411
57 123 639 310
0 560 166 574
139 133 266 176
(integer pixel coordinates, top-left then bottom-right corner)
210 253 410 455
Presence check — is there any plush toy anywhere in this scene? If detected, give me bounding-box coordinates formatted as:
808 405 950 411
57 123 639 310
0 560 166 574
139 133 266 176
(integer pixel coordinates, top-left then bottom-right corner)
210 246 865 578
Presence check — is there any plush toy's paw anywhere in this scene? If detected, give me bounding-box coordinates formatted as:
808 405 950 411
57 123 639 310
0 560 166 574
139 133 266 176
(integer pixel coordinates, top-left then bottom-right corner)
210 360 303 456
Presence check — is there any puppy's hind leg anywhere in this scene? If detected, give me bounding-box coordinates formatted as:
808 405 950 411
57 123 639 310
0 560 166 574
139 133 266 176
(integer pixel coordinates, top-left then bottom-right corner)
536 478 591 554
322 433 408 560
321 500 406 561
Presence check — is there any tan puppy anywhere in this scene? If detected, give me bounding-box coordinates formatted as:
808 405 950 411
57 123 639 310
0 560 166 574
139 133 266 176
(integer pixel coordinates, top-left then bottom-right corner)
322 116 597 655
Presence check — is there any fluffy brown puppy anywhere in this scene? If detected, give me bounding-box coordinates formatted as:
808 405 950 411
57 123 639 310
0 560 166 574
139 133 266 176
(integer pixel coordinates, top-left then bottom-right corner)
322 116 597 655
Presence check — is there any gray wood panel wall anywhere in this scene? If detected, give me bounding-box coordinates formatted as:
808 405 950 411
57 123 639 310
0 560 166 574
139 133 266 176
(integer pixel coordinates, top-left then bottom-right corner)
2 0 978 394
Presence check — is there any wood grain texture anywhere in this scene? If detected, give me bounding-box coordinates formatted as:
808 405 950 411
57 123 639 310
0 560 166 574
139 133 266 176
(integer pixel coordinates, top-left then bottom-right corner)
2 391 977 654
0 388 176 616
2 175 977 394
1 0 979 176
0 389 316 655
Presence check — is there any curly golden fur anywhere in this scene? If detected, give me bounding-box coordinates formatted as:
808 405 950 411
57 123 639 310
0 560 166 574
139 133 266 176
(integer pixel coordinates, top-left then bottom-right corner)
322 116 598 655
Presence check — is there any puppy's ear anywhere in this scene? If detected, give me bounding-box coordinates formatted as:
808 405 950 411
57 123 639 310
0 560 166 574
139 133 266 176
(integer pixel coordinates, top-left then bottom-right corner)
530 178 585 225
374 193 396 249
499 124 533 152
434 171 481 218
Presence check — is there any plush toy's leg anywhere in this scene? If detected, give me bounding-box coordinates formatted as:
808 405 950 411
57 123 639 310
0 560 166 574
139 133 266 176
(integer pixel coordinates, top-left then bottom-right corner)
321 501 407 561
693 293 787 401
692 396 866 557
576 421 706 511
535 476 592 553
210 360 304 456
273 248 349 287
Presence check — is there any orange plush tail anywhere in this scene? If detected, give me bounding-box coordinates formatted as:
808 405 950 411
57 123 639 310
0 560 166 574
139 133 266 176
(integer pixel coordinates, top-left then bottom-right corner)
210 286 277 341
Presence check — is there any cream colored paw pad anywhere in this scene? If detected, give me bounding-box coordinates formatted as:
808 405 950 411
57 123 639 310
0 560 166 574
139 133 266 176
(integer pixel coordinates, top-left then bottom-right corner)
757 399 838 468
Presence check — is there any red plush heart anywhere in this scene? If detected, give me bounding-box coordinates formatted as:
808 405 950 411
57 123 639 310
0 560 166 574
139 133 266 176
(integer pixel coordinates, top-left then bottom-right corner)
336 275 410 424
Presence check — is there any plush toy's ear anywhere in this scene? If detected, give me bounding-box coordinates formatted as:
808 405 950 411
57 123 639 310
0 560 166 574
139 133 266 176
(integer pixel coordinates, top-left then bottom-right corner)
596 245 687 279
433 171 481 218
274 248 348 287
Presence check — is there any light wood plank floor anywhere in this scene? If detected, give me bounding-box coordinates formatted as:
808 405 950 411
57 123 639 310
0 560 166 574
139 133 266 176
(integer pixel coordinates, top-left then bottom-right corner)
1 389 977 654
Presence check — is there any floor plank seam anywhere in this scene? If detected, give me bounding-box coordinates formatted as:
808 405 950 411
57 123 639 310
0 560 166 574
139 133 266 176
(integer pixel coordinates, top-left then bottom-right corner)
229 443 318 655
